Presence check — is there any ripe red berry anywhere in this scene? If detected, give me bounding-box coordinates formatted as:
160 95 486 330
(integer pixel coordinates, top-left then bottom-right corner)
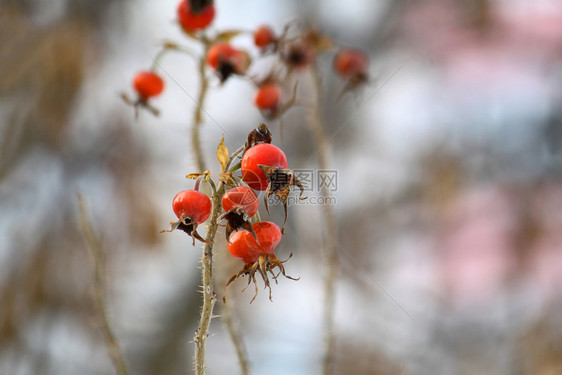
206 42 249 82
253 25 275 51
172 190 212 224
333 48 368 79
254 83 281 111
177 0 215 32
241 143 288 191
222 186 259 217
133 71 164 99
227 221 282 264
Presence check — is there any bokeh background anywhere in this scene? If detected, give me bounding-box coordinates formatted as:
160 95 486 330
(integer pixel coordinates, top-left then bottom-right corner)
1 0 562 374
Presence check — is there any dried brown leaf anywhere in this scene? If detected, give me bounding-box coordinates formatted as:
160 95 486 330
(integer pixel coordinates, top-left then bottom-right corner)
216 135 229 173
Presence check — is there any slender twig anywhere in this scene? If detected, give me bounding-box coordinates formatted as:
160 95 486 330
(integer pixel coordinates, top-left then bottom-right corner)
192 41 211 173
308 65 339 375
194 146 245 375
77 194 130 375
221 302 250 375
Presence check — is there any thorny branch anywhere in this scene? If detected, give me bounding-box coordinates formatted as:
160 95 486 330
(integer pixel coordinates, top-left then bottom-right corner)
193 145 246 375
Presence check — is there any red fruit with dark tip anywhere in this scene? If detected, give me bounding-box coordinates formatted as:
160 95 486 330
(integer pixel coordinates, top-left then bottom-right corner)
254 83 281 111
177 0 215 32
172 190 212 224
206 43 236 69
206 42 249 81
241 143 288 191
133 71 164 99
333 48 368 79
222 186 259 217
227 221 282 264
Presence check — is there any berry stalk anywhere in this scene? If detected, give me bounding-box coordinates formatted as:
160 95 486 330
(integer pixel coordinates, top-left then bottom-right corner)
221 302 250 375
192 39 211 173
77 194 130 375
309 64 339 375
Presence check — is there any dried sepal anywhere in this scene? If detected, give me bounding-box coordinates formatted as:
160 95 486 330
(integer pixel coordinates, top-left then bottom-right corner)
121 93 160 119
216 29 244 42
303 27 333 53
219 171 237 185
186 170 211 180
160 217 210 246
337 73 370 100
243 123 272 154
219 208 257 243
160 40 198 58
223 253 298 303
276 81 299 117
189 0 214 14
259 165 306 233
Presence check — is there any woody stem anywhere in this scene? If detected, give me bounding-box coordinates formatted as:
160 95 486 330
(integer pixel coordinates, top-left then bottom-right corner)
309 64 339 375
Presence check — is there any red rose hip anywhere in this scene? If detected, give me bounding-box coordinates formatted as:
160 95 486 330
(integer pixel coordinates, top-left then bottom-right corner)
222 186 259 216
206 42 250 82
225 219 298 302
172 190 212 224
254 83 281 112
133 71 164 99
254 25 275 51
177 0 215 32
241 143 288 191
227 221 282 264
333 48 368 79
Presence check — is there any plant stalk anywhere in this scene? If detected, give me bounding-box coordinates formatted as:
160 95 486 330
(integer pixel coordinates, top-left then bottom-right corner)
77 194 130 375
221 302 250 375
192 45 210 173
309 65 339 375
193 146 246 375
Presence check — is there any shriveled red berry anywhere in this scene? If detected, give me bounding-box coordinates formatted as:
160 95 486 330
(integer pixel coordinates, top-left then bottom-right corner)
133 71 164 99
241 143 288 191
254 83 281 111
172 190 212 224
222 186 259 217
227 221 282 264
333 48 368 79
254 25 275 51
206 42 250 82
177 0 215 32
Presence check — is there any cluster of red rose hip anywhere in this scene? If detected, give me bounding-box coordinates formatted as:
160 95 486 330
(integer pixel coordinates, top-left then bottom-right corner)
165 123 302 302
130 0 370 301
126 0 369 118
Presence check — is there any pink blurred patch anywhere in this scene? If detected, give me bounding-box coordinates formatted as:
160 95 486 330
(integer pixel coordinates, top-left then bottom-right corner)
398 0 562 88
529 235 562 301
437 187 517 305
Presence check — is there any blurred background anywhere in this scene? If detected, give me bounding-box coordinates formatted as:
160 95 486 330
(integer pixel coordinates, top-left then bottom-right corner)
1 0 562 374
